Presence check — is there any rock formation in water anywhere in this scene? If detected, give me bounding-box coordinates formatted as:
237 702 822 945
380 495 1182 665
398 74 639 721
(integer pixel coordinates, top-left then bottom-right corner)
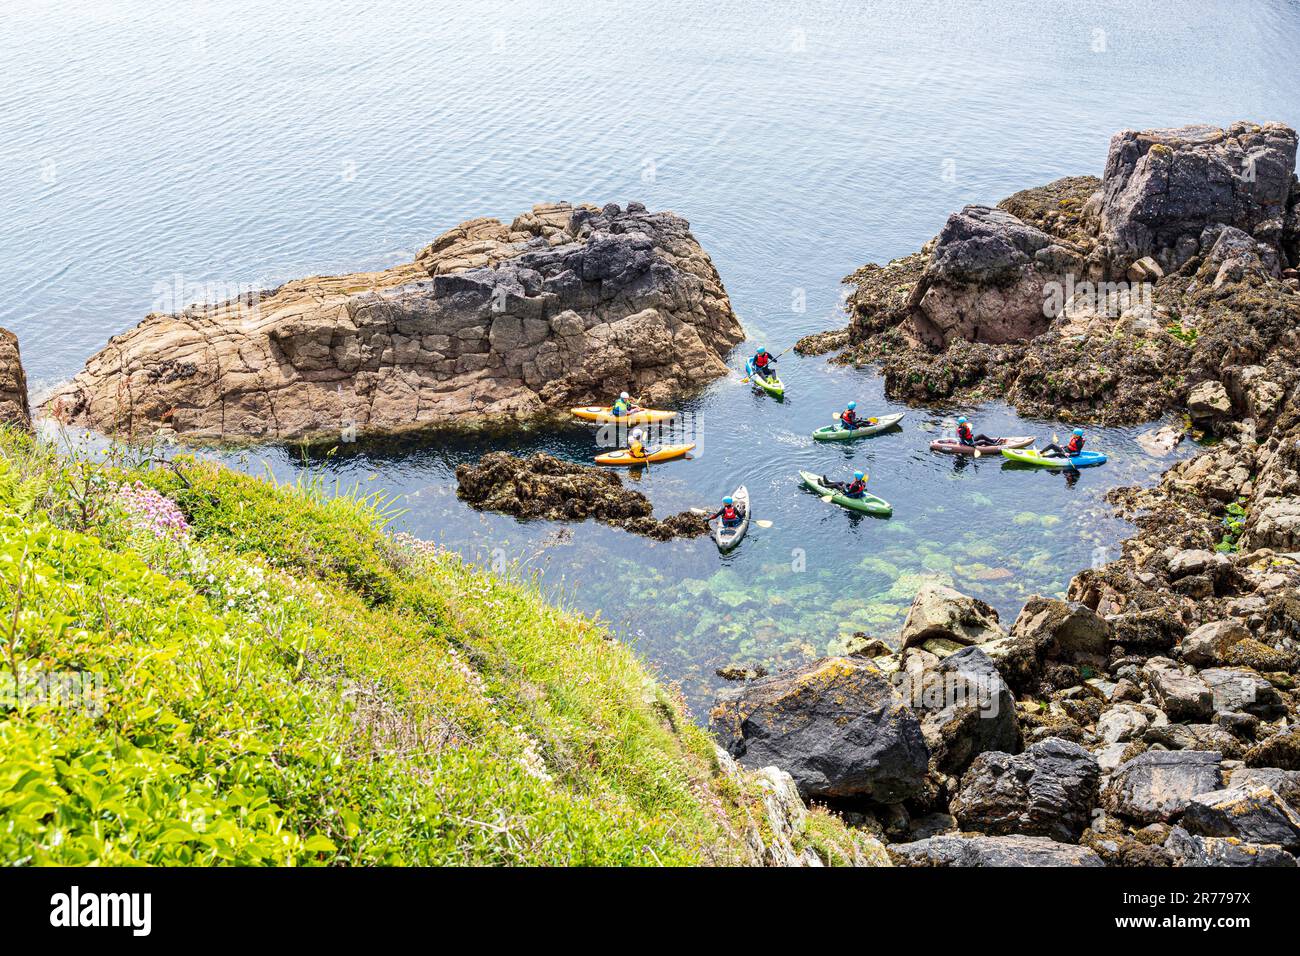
43 202 745 443
0 328 31 430
729 121 1300 867
798 121 1300 426
455 451 708 541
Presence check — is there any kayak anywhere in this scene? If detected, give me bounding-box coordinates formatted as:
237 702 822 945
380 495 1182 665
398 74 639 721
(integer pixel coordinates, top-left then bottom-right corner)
930 436 1034 456
571 406 677 426
594 443 695 466
1000 448 1108 469
798 470 893 516
712 485 751 553
745 360 785 398
812 412 905 441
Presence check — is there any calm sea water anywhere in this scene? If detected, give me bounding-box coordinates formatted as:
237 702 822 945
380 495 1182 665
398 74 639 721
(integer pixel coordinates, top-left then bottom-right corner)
4 0 1298 712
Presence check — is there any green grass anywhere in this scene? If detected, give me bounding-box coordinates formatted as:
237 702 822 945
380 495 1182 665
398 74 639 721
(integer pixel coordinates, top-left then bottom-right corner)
0 428 872 866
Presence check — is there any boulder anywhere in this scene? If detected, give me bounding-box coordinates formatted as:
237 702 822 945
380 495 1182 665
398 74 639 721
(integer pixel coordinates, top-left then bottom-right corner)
950 738 1100 842
901 646 1019 776
42 203 745 442
888 833 1104 867
1135 424 1184 457
1243 498 1300 552
900 583 1005 650
1098 121 1298 273
1142 657 1215 721
0 328 30 430
1181 785 1300 850
904 205 1083 348
1164 826 1297 867
1244 730 1300 771
1178 620 1250 667
1103 750 1223 824
1010 596 1111 659
1096 702 1166 743
1166 548 1224 580
1228 768 1300 806
1187 381 1232 422
710 657 929 803
1199 667 1287 719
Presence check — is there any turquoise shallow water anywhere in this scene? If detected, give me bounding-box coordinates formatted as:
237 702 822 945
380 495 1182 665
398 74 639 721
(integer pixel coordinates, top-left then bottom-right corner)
4 0 1298 713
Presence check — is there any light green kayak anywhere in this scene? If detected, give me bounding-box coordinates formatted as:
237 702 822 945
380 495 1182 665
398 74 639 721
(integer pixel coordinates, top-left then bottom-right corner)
798 470 893 516
746 360 785 398
811 412 904 441
1000 448 1108 468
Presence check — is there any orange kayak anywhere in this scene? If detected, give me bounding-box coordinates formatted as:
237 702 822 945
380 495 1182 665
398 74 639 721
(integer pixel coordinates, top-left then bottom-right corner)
594 443 695 466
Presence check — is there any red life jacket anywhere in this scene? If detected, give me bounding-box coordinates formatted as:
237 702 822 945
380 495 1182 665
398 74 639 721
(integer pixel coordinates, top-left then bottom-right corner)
1067 435 1085 453
722 505 738 521
841 410 856 426
847 479 866 496
755 353 770 367
957 423 973 443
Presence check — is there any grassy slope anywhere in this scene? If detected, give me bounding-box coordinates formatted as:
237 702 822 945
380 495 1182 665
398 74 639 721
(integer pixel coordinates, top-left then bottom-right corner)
0 429 874 866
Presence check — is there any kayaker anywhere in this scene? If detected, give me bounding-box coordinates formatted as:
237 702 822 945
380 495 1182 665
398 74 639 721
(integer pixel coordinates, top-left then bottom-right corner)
706 495 745 528
610 391 637 417
1043 428 1086 459
839 401 878 430
822 470 869 499
628 427 649 460
955 416 996 447
751 347 777 380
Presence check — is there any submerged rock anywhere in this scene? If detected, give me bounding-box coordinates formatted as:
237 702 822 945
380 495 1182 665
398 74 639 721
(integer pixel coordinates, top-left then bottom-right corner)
710 657 929 803
455 451 707 540
900 583 1005 649
43 202 744 442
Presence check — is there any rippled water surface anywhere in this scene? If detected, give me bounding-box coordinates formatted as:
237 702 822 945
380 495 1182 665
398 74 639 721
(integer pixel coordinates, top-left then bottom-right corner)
5 0 1299 712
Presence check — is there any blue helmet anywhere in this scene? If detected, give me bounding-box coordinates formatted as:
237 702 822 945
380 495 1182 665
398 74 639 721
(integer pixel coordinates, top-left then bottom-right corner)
854 471 865 480
957 416 968 424
1073 428 1084 436
723 496 734 505
757 347 767 354
847 401 857 409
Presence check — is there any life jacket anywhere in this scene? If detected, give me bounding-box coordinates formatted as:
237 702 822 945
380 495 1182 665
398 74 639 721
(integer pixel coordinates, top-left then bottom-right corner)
957 423 974 444
629 440 645 458
840 410 857 427
1067 434 1085 454
722 505 738 521
611 399 630 416
846 479 866 497
754 352 770 368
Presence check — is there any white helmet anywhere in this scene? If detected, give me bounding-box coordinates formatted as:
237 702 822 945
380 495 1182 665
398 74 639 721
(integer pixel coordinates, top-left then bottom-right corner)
620 391 630 400
631 427 643 440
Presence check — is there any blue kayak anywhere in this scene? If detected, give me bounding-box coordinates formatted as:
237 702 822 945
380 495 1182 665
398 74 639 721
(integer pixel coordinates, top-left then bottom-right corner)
1001 448 1108 468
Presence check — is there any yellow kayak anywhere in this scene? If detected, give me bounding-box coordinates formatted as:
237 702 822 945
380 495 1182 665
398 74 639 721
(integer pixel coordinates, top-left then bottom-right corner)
594 443 695 466
572 406 677 425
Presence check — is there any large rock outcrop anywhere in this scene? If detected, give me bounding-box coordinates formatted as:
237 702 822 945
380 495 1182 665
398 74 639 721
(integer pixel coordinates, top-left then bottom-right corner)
0 328 31 430
1097 122 1298 274
904 205 1084 348
43 202 744 443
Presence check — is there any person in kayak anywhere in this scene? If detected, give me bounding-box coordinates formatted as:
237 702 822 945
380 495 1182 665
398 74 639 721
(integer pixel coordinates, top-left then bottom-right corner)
955 416 997 447
1043 428 1086 459
751 347 777 380
706 495 745 528
822 470 869 499
610 391 637 417
628 427 649 460
838 401 878 430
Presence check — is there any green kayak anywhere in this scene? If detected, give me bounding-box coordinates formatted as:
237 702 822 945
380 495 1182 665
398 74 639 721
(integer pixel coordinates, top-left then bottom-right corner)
811 412 904 441
798 470 893 516
746 360 785 398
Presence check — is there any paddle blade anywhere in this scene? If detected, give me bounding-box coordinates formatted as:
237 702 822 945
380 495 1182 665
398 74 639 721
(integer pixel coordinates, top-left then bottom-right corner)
820 495 835 503
755 519 773 529
973 449 981 458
